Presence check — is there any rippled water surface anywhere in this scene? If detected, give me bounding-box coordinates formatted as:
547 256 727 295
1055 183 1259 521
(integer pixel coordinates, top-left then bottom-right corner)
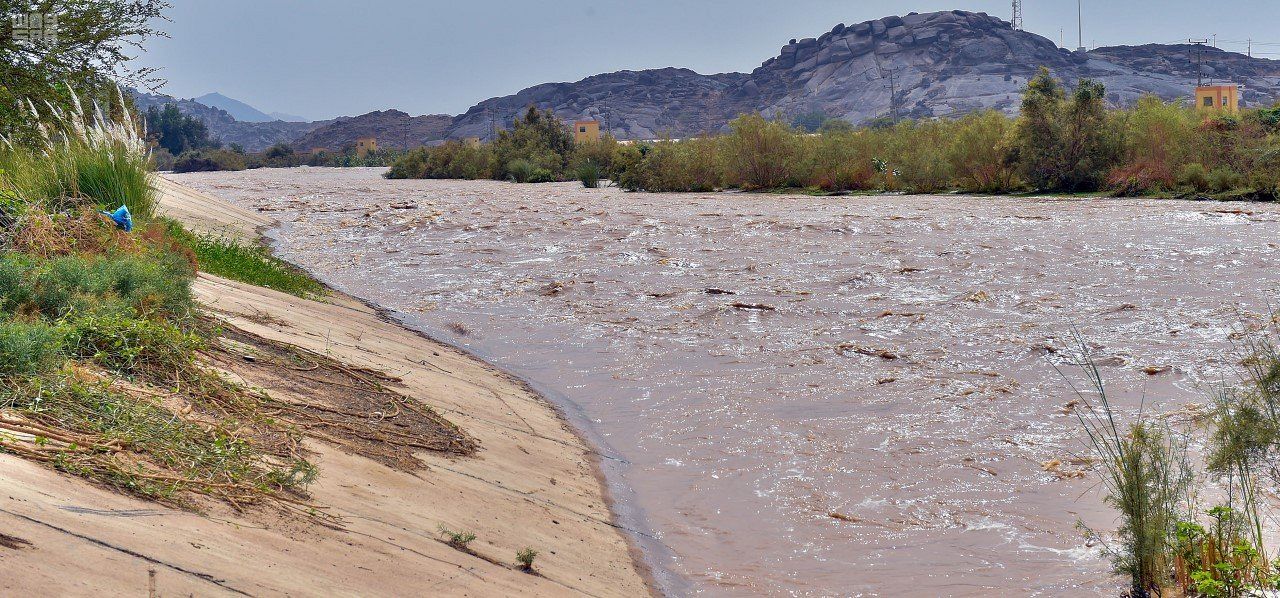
173 168 1280 596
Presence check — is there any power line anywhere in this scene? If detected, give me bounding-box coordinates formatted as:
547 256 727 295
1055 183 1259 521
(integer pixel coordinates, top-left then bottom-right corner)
881 67 901 123
1189 39 1209 87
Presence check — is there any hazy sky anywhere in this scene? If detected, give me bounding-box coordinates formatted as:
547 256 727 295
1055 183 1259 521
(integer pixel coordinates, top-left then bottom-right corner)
135 1 1280 120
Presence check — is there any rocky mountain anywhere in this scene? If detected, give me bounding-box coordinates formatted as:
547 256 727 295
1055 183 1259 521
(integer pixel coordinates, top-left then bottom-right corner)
268 111 308 123
290 110 453 151
194 92 274 122
130 89 324 152
138 10 1280 150
445 10 1280 140
448 67 749 140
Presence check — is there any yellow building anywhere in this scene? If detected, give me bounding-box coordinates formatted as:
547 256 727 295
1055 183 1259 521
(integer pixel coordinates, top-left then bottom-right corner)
573 120 600 144
355 136 377 157
1195 85 1239 113
463 136 481 148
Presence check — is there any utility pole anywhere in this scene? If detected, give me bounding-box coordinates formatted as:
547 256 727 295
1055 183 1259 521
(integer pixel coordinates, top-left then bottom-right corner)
882 67 900 123
1189 39 1209 87
1248 38 1253 58
1010 0 1023 30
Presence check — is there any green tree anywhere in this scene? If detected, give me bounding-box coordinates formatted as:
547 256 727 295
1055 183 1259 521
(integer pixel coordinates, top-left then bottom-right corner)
1013 67 1118 191
720 113 798 190
1 1 170 143
491 105 575 181
145 103 214 155
1013 67 1067 190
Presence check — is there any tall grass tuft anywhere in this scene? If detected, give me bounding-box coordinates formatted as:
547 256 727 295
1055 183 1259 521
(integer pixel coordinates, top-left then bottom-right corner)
1 86 155 219
577 161 601 188
1059 337 1192 598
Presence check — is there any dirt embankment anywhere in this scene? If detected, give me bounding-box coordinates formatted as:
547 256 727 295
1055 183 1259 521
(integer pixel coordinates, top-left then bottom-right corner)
0 177 650 597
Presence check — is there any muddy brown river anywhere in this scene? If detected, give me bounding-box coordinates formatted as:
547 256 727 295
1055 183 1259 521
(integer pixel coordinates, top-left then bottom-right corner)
172 168 1280 596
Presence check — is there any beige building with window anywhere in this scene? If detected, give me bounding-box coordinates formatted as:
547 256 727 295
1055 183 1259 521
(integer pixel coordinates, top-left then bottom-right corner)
573 120 600 143
1195 85 1239 113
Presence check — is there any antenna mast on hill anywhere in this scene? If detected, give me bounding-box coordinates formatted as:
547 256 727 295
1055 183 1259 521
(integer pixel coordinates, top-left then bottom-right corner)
1077 0 1086 52
1011 0 1024 30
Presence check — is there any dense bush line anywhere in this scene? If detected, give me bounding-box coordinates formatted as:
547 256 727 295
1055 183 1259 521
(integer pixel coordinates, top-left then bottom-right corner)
387 68 1280 200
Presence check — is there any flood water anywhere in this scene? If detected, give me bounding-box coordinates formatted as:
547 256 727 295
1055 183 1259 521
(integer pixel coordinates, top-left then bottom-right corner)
172 167 1280 596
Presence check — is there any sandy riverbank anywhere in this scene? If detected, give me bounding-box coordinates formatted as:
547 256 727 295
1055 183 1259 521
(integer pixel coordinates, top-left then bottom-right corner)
0 177 650 596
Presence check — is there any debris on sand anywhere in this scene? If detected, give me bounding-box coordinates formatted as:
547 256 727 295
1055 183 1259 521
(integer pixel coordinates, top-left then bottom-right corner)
828 512 861 522
962 290 991 303
730 302 775 311
705 288 736 295
0 533 31 550
209 322 477 470
1141 365 1172 376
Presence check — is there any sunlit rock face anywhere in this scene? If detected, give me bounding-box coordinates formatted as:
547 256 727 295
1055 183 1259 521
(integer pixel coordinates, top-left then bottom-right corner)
448 10 1280 140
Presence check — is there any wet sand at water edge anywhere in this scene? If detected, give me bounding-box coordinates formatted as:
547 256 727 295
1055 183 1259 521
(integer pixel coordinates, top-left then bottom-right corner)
172 167 1280 596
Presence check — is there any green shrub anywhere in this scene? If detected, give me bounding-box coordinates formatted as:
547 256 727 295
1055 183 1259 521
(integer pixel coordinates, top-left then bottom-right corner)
720 114 798 190
1068 343 1192 598
1177 163 1210 192
65 311 202 380
618 137 721 192
0 254 34 312
506 159 534 183
0 321 64 377
173 149 248 173
1013 67 1118 192
577 161 601 188
492 106 575 181
1207 167 1246 193
385 147 430 179
946 111 1019 193
802 130 876 192
15 253 193 322
161 220 323 299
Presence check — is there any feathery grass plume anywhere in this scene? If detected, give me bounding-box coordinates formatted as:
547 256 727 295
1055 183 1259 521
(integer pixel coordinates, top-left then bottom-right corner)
1 84 155 219
1056 332 1192 598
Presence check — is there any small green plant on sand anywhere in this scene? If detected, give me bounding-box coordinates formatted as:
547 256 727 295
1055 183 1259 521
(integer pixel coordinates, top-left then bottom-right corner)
438 524 476 550
516 547 538 571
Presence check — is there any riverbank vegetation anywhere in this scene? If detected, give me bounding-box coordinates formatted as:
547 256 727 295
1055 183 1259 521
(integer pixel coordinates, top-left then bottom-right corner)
0 93 327 511
387 68 1280 201
142 105 405 173
160 219 324 298
1068 326 1280 597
